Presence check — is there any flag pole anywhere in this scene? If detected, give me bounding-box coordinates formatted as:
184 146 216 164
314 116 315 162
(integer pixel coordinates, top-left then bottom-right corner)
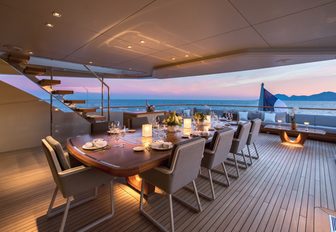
258 83 264 111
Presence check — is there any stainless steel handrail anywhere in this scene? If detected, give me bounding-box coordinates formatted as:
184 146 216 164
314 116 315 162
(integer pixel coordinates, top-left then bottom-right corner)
83 65 111 122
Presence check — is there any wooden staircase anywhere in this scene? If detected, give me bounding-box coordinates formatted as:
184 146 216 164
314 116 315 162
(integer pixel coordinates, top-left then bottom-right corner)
39 78 107 123
4 53 108 124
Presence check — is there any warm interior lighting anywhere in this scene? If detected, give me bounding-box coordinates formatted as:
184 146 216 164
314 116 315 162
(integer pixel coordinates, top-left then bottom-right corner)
127 45 132 49
142 124 152 137
206 115 211 125
140 40 145 44
185 54 189 58
171 57 176 61
45 23 54 28
183 118 192 129
52 11 62 17
27 51 33 55
89 61 93 64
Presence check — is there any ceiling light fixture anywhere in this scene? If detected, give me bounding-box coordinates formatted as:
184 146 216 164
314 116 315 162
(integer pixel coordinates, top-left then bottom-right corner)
140 40 145 44
171 57 176 61
89 61 93 64
185 54 189 58
27 51 34 55
45 23 54 28
127 45 132 49
52 11 62 17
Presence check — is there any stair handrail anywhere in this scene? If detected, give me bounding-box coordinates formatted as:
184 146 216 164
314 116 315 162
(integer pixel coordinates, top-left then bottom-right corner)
83 65 110 122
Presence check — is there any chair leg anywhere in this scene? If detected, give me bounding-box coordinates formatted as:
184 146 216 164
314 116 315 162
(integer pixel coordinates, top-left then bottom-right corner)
207 170 216 200
253 142 260 159
233 153 240 178
139 180 170 232
192 180 202 212
168 194 174 232
47 186 58 217
241 150 248 168
77 180 114 232
247 145 253 165
59 197 71 232
221 162 230 186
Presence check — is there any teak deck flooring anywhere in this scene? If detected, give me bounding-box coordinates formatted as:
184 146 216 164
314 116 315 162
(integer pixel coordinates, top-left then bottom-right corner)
0 134 335 232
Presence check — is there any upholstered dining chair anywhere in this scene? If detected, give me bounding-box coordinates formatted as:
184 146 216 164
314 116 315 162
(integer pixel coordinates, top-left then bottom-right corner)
246 119 262 162
130 117 149 129
139 137 206 232
42 138 114 232
199 128 234 200
226 121 252 178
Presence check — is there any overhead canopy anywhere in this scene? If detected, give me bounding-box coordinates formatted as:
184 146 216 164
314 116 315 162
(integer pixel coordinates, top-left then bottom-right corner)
0 0 336 79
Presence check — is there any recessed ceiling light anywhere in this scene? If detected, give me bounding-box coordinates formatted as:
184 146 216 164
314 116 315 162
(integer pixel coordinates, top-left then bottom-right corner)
140 40 145 44
127 45 132 49
171 57 176 61
89 61 93 64
27 51 34 55
52 11 62 17
185 54 189 58
45 23 54 28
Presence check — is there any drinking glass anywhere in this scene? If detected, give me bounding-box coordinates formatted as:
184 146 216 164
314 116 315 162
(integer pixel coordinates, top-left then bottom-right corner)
304 122 309 131
277 120 282 128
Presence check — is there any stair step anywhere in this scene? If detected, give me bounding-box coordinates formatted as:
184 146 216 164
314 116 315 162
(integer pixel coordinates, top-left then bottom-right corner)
7 53 30 65
86 115 107 122
64 100 86 104
24 66 46 75
51 90 74 95
75 107 97 113
39 79 61 86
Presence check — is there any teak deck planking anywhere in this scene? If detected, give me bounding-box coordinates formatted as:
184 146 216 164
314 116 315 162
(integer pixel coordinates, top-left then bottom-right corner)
0 134 335 232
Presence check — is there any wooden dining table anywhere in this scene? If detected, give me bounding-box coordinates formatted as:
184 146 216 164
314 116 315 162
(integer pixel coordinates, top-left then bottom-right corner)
67 124 236 194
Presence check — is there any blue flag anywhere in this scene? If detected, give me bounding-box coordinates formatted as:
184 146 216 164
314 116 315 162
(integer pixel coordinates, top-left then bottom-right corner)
258 83 287 112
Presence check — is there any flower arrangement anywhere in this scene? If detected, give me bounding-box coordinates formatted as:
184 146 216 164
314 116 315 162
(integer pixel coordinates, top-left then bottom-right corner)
163 112 182 126
193 112 207 122
289 107 299 130
145 100 155 112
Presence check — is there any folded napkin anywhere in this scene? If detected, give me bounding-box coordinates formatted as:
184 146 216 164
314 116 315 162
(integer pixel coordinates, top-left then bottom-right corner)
151 140 173 149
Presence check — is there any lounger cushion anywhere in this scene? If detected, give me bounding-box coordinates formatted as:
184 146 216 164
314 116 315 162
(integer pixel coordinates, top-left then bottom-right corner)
238 111 248 121
264 112 276 122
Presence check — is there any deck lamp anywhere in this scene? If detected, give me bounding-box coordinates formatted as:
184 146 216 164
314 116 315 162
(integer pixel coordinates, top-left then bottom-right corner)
183 118 192 129
142 124 152 137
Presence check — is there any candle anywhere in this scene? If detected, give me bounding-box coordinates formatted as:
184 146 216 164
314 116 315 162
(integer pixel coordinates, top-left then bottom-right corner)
142 124 152 137
184 118 192 129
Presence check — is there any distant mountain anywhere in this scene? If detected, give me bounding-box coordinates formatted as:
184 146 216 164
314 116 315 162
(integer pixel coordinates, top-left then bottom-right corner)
275 91 336 101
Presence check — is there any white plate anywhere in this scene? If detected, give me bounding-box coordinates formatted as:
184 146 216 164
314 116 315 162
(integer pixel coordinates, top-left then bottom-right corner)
151 144 174 151
108 130 120 134
133 146 145 152
82 143 107 150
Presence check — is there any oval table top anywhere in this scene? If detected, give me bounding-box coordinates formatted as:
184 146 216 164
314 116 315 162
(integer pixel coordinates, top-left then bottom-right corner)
66 130 215 177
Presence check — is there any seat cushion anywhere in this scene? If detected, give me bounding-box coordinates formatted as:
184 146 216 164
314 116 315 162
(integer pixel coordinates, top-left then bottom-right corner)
295 114 316 125
248 111 263 120
46 136 70 170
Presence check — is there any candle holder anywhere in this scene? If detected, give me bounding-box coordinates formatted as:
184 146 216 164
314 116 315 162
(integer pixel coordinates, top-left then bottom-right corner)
142 124 152 137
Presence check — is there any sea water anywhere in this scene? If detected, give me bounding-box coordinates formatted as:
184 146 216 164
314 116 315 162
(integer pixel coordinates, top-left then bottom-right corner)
81 99 336 115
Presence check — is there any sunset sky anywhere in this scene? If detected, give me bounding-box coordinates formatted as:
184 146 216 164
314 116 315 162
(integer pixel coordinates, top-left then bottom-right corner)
58 59 336 100
2 59 336 100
